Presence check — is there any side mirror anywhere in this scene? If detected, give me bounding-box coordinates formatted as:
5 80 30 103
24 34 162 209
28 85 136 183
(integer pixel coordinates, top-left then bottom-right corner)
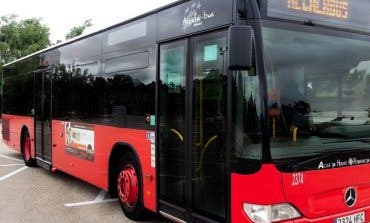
228 25 253 71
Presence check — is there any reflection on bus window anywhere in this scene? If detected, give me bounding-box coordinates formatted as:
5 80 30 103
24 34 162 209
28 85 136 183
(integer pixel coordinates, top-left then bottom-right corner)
192 32 227 221
263 25 370 161
231 49 263 174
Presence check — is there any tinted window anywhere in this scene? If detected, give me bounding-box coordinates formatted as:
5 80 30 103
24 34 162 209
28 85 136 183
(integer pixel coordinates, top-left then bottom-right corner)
101 69 155 129
3 73 34 116
263 24 370 171
71 35 101 60
53 64 71 120
18 58 38 75
53 46 71 120
102 15 156 54
107 21 147 46
70 62 101 122
192 32 227 221
159 40 187 205
232 68 263 172
104 52 149 74
76 62 98 76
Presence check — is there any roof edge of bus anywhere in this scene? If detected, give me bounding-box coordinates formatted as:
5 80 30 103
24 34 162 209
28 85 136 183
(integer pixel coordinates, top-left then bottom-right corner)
3 0 190 68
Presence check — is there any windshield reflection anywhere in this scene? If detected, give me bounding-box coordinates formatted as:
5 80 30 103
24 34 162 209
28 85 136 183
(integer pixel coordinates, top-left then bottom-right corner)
263 25 370 161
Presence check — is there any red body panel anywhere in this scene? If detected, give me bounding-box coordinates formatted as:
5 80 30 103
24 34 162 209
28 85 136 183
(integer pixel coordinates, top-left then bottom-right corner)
281 165 370 218
2 114 35 157
232 163 370 223
231 164 286 223
51 120 156 212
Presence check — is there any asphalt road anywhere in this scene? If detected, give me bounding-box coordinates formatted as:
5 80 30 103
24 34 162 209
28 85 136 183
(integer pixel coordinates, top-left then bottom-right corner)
0 137 169 223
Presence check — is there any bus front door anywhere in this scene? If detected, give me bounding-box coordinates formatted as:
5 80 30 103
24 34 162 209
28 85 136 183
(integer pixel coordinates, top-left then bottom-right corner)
34 69 53 165
158 30 228 223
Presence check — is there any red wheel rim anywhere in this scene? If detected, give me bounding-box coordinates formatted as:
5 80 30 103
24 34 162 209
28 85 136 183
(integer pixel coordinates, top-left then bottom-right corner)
24 137 31 161
117 164 138 207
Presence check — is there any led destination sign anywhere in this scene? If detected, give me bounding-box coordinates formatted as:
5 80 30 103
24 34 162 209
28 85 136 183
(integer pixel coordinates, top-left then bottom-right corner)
287 0 348 19
265 0 370 33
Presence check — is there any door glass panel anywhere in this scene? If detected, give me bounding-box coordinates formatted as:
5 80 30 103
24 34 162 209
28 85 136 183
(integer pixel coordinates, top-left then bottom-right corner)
34 72 43 157
159 40 187 206
192 32 227 221
43 71 52 161
34 70 52 161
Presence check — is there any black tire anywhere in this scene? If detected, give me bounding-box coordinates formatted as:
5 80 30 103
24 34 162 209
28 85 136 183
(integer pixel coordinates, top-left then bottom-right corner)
22 133 36 167
116 152 146 220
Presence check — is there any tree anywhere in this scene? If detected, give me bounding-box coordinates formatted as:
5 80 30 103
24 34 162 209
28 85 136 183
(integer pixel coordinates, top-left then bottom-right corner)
65 19 93 40
0 15 50 64
0 14 50 77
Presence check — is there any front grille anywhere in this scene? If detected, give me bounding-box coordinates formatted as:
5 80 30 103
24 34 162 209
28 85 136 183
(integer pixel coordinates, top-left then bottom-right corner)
2 118 10 141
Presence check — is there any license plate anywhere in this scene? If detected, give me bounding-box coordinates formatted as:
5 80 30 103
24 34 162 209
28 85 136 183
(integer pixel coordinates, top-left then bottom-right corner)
335 212 365 223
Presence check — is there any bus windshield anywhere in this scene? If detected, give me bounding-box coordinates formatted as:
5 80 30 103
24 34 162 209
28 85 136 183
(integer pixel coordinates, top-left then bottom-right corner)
263 23 370 171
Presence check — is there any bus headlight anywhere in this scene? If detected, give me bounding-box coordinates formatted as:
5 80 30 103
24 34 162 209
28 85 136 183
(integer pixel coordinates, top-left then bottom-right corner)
243 203 301 223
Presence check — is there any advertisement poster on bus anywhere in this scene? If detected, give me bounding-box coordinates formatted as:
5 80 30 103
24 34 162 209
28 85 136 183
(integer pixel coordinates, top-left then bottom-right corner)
65 122 95 162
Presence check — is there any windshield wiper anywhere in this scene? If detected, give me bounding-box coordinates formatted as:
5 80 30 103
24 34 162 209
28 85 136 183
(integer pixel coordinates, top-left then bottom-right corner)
287 148 370 171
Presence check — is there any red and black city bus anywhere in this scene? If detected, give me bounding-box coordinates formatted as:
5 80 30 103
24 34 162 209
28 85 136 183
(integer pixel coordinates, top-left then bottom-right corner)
3 0 370 222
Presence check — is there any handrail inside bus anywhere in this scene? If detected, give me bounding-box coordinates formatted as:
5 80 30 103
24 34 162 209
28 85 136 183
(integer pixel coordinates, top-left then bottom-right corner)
196 135 218 172
170 128 184 142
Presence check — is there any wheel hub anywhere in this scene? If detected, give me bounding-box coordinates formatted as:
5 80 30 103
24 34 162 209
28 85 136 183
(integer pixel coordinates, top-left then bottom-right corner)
24 137 31 161
117 164 138 207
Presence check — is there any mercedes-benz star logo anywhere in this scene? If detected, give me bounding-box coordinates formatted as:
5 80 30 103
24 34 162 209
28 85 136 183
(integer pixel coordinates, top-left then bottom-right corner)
344 187 357 207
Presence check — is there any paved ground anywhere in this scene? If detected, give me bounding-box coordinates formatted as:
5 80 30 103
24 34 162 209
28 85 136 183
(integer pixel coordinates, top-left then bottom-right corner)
0 138 169 223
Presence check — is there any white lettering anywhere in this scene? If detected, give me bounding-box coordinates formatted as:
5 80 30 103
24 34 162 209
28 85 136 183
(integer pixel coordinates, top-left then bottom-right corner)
292 172 304 186
318 161 324 169
182 1 215 30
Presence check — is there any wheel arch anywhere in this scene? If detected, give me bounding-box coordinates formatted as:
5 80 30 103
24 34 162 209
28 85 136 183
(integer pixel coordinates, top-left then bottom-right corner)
108 142 143 198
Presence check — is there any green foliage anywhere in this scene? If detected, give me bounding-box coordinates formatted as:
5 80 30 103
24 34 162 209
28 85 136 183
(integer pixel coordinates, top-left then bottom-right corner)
65 19 93 40
0 15 50 65
0 14 50 90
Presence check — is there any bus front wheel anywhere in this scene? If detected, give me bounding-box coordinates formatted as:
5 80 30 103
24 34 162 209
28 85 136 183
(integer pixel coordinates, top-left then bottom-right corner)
22 133 36 167
116 153 145 220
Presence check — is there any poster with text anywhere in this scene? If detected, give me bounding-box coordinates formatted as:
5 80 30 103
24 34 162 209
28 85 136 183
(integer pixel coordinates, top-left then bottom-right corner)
65 122 95 162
